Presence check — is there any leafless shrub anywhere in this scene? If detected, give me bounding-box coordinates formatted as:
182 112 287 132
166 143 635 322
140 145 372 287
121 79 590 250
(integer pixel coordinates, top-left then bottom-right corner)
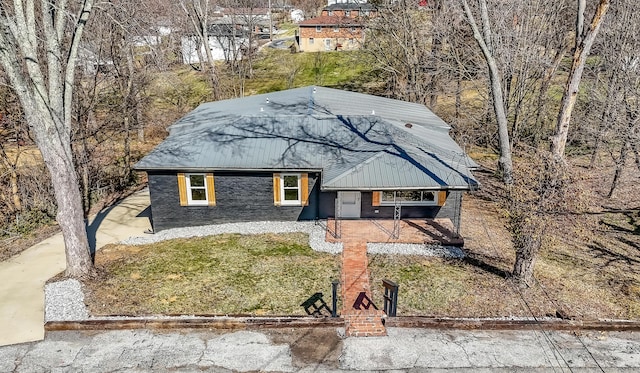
506 150 586 285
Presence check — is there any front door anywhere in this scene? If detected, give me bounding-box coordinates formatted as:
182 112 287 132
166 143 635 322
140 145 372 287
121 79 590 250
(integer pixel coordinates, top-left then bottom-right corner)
338 191 361 219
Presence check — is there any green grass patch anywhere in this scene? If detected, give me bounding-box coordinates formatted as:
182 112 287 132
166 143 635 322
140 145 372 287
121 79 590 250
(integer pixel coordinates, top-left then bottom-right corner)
86 233 340 316
368 254 525 317
245 49 375 94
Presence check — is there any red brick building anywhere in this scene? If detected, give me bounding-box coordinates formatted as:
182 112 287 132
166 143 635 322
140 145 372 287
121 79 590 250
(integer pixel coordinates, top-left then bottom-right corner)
298 3 376 52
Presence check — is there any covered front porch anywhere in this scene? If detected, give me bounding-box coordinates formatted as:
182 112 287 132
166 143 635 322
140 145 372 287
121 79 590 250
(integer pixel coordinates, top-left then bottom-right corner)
324 218 464 246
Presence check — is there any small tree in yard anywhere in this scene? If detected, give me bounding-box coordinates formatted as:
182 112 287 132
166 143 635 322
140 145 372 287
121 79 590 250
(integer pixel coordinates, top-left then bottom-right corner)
506 151 583 285
0 1 95 277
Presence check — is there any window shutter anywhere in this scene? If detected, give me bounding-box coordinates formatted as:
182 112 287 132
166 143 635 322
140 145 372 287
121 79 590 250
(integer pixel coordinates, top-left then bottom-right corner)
206 173 216 206
372 191 381 206
438 191 447 206
177 173 188 206
273 173 281 206
301 173 309 206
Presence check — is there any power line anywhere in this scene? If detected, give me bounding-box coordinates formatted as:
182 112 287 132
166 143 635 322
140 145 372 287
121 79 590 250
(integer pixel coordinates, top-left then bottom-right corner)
460 143 603 371
535 277 605 373
473 196 571 372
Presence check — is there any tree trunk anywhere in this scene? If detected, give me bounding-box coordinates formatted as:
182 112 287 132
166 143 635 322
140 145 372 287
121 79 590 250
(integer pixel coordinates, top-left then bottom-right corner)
28 111 93 277
462 0 513 184
511 223 544 286
10 167 21 212
0 149 22 212
607 141 629 198
123 44 136 185
550 0 610 159
0 0 96 277
589 75 617 168
455 75 462 124
632 143 640 173
512 248 537 286
136 91 145 142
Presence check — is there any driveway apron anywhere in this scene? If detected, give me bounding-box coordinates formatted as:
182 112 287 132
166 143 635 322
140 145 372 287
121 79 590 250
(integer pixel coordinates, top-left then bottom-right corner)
0 189 151 346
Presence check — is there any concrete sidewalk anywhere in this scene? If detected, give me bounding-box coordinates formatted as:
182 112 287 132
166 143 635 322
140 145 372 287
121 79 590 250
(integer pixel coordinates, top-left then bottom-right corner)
0 189 151 346
2 327 640 371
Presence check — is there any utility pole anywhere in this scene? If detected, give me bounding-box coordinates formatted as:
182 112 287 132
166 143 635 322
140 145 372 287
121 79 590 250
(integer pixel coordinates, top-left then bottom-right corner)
269 0 273 41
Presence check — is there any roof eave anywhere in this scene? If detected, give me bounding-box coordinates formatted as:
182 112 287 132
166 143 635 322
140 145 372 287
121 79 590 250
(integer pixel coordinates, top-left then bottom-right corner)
320 185 478 192
134 166 324 173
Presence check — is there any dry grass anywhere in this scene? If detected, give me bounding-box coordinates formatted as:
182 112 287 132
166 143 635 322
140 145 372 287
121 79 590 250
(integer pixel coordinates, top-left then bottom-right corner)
84 233 341 316
370 156 640 320
83 153 639 320
0 224 60 262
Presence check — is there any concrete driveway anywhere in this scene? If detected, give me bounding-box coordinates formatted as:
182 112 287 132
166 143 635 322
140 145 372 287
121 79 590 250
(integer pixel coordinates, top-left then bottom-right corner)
2 327 640 372
0 189 151 346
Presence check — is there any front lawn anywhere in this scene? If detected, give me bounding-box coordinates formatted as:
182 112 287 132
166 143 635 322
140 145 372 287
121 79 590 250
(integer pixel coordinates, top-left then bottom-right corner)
84 233 341 316
368 254 525 317
365 160 640 320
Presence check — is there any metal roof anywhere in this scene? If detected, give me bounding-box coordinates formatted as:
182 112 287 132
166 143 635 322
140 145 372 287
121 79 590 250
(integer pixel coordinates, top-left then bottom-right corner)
298 16 363 27
324 3 376 11
135 86 478 190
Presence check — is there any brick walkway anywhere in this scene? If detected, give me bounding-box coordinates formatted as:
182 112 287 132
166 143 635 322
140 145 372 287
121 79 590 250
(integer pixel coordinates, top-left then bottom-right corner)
329 219 461 337
341 241 386 337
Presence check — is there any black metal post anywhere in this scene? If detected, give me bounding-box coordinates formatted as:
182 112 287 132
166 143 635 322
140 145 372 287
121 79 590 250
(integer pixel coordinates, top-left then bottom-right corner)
382 279 399 317
331 280 339 317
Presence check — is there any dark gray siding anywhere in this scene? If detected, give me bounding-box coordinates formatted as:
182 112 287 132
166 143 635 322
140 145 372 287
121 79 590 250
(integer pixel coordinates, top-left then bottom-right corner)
147 170 464 233
438 191 463 232
318 191 337 218
148 171 320 232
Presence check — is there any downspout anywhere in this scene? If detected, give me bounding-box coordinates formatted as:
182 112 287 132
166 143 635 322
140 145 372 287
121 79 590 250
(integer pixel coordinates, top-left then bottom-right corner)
315 172 321 219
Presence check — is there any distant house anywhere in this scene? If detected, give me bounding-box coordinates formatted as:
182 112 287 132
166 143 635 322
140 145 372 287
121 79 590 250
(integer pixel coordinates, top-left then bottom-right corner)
298 2 376 52
222 7 272 37
290 9 305 23
181 8 271 64
181 23 248 64
135 86 479 233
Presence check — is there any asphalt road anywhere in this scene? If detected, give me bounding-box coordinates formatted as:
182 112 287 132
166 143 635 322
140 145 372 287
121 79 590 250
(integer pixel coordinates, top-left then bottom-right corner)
2 327 639 372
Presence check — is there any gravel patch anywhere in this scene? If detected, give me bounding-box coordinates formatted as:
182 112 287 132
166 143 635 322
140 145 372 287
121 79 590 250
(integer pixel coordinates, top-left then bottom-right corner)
120 221 343 254
367 243 465 258
45 279 89 322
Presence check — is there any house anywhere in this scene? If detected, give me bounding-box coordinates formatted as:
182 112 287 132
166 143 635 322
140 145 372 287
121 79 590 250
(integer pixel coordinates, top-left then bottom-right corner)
297 2 376 52
221 7 273 37
181 22 248 64
181 8 272 64
134 86 479 233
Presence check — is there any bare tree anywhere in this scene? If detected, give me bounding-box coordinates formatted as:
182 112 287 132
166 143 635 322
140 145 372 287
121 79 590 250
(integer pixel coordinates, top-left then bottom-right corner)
507 150 577 285
365 1 435 105
0 0 95 276
180 0 221 100
461 0 513 184
581 0 640 197
550 0 610 159
0 81 25 216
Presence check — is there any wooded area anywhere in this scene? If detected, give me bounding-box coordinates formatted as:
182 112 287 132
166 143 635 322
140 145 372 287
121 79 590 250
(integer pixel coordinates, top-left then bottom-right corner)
0 0 638 282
